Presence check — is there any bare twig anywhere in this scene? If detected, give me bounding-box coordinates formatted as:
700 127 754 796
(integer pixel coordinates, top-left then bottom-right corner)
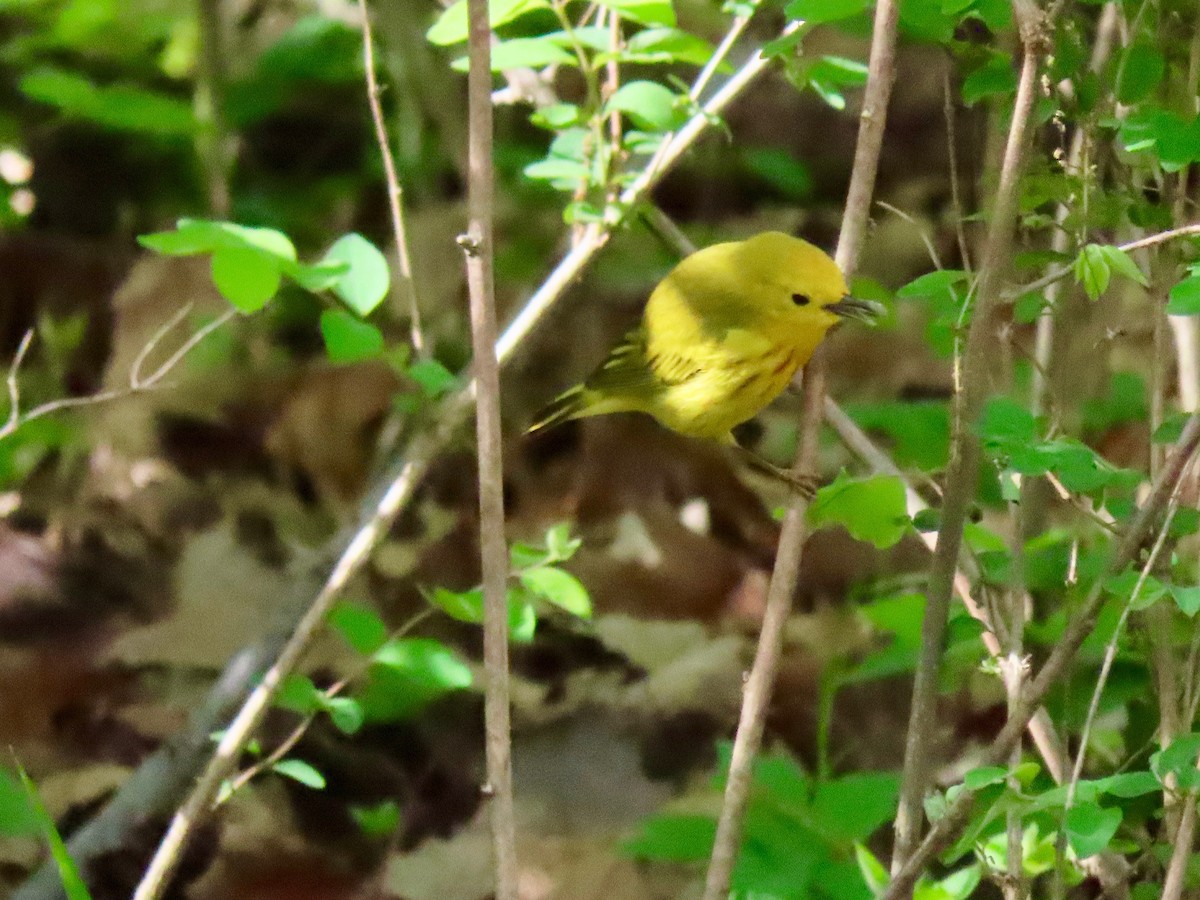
942 60 972 272
195 0 231 216
118 21 795 900
359 0 426 357
892 5 1047 870
462 0 519 893
700 2 900 896
886 412 1200 898
0 309 237 445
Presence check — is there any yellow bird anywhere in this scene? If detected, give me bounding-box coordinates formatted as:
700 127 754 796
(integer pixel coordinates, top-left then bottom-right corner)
529 231 881 449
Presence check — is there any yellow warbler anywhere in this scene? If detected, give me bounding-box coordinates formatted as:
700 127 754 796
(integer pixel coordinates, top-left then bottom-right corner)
529 231 881 444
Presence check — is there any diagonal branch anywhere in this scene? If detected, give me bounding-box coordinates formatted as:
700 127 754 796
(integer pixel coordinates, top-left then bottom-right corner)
700 2 901 896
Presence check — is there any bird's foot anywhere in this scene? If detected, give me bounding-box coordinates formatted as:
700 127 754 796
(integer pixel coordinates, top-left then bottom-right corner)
734 446 818 499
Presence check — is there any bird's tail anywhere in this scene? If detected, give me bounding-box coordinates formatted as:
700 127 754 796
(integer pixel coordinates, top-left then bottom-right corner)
527 385 591 434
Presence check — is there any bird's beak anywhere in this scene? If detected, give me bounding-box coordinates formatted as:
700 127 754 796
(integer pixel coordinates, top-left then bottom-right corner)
826 296 886 323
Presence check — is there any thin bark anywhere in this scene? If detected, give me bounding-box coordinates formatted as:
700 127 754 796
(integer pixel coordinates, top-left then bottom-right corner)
359 0 426 357
886 412 1200 897
891 8 1045 870
700 2 900 896
462 0 519 894
195 0 231 217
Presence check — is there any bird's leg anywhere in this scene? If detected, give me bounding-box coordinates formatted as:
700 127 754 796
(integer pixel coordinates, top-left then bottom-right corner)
732 444 818 499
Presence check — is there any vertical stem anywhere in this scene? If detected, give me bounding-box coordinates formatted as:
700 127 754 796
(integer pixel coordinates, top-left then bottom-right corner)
360 0 427 357
195 0 231 217
463 0 519 897
892 14 1045 870
699 2 900 897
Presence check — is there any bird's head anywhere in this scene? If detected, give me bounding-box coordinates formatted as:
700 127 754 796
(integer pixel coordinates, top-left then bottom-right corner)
737 231 885 329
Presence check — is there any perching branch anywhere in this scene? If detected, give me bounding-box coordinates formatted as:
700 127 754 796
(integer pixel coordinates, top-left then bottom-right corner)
462 0 519 893
359 0 426 357
700 2 900 897
891 1 1047 870
886 412 1200 898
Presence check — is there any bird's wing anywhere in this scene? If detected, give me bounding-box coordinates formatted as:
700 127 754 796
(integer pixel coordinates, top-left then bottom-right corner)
585 326 701 397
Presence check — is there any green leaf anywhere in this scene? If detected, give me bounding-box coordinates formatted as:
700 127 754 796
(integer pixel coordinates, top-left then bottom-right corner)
1074 244 1110 301
1096 246 1147 288
616 28 718 66
811 55 869 86
373 637 474 690
350 800 402 837
138 218 297 262
211 246 281 313
272 758 327 790
810 772 899 842
290 259 350 293
1167 277 1200 316
323 696 365 735
426 0 549 46
1151 733 1200 789
1172 585 1200 617
508 591 538 642
623 814 715 861
895 268 969 301
605 81 683 132
1091 771 1160 798
1104 567 1166 610
855 843 888 895
408 358 458 398
1063 803 1121 859
275 673 324 714
544 522 581 560
962 53 1016 105
17 765 92 900
529 103 581 130
963 766 1008 789
0 768 38 837
324 233 390 316
452 36 576 72
425 586 485 623
978 397 1036 447
593 0 676 26
319 309 384 363
20 67 196 137
785 0 869 25
519 566 592 618
807 472 909 549
1116 44 1165 105
328 603 390 655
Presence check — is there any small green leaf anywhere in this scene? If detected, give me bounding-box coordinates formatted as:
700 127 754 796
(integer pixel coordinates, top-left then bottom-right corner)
276 673 324 714
530 103 581 130
855 843 888 895
519 565 592 618
290 259 350 292
544 523 581 560
319 309 384 362
425 586 485 623
978 397 1036 447
1104 568 1166 610
508 593 538 642
605 81 683 132
16 764 92 900
426 0 549 46
323 696 365 735
1167 277 1200 316
323 233 390 316
328 603 390 655
351 800 402 837
807 472 909 549
1092 771 1160 798
1064 803 1121 859
622 814 715 861
1151 733 1200 788
784 0 869 25
1097 246 1147 288
272 758 327 790
895 269 969 300
1171 585 1200 617
373 638 474 691
210 246 281 312
593 0 676 26
962 53 1016 105
963 766 1008 789
408 358 458 398
1074 244 1111 301
0 768 38 837
1116 44 1165 105
452 36 576 72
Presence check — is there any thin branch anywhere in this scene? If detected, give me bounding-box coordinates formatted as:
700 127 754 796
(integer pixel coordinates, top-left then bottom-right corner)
942 60 972 272
195 0 231 217
701 2 900 896
360 0 426 358
878 201 943 270
462 0 519 892
892 5 1047 870
0 309 237 445
118 19 794 900
1011 222 1200 300
885 411 1200 898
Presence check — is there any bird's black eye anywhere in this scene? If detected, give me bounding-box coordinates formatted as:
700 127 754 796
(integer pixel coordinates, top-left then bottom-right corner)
791 293 811 307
